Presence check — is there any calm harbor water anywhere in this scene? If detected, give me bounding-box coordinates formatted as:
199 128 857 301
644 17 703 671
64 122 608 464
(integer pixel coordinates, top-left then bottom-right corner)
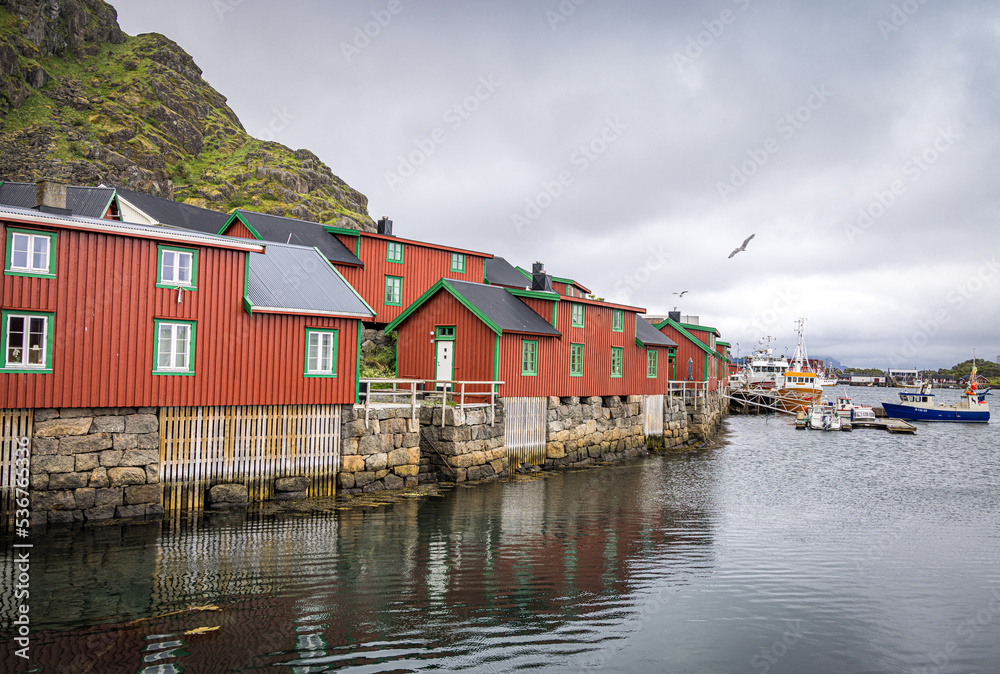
3 387 1000 673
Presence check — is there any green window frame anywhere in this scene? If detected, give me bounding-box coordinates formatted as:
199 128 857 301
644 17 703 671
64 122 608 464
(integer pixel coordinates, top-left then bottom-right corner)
386 241 404 264
571 303 585 328
610 347 623 378
153 319 196 375
1 310 54 373
570 343 584 377
450 253 466 273
647 349 658 378
521 339 538 376
4 228 57 279
384 275 403 306
304 328 338 377
156 245 198 290
612 309 623 332
436 326 456 340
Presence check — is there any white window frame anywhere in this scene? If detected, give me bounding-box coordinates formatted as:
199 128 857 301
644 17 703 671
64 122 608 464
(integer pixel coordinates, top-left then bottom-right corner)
154 320 195 374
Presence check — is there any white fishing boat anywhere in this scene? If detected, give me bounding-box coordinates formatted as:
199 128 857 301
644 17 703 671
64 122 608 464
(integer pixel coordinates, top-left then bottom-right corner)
835 395 875 422
735 337 789 390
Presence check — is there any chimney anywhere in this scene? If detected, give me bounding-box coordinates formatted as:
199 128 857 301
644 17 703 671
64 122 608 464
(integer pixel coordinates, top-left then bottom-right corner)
35 180 71 215
668 310 681 323
377 216 393 236
531 261 553 292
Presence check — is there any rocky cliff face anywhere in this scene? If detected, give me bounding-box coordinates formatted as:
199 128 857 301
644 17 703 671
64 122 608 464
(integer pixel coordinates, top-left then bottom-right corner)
0 0 374 230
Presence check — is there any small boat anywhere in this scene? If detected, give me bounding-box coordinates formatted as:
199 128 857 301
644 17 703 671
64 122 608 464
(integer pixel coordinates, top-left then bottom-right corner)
882 382 990 423
835 395 876 423
805 403 842 431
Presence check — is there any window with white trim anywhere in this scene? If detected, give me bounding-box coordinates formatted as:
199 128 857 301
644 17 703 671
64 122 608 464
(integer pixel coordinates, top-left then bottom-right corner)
450 253 465 273
385 275 403 306
305 329 338 376
157 245 197 289
5 229 56 278
154 320 195 374
2 311 52 371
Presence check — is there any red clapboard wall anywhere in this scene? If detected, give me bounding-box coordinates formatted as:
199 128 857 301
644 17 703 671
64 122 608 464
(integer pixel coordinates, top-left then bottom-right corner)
1 221 360 408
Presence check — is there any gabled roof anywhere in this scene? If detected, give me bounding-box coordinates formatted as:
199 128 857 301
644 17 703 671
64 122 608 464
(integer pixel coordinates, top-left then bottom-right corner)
224 210 362 267
0 181 115 219
244 242 373 318
485 255 530 288
385 278 561 337
0 204 263 252
679 321 720 337
114 186 230 234
635 315 677 349
653 317 715 356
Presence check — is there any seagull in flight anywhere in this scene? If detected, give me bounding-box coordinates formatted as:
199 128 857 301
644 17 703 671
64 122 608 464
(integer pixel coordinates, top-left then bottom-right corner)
673 291 688 297
729 234 755 259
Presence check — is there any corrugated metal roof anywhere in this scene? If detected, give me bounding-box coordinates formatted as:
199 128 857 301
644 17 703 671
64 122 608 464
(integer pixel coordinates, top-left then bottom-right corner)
485 255 531 288
446 279 561 336
115 186 230 234
0 181 114 218
636 314 677 348
233 209 362 266
0 203 264 251
245 241 373 318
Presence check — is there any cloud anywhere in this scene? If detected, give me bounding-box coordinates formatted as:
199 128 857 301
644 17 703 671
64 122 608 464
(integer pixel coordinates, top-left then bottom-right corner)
110 0 1000 368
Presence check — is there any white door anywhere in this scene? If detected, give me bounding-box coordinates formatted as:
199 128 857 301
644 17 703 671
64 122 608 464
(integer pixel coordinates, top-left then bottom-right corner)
435 340 454 383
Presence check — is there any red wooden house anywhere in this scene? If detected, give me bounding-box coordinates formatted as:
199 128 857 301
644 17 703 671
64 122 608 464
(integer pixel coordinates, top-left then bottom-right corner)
386 270 676 398
326 219 492 326
1 201 373 409
651 313 722 390
220 213 492 327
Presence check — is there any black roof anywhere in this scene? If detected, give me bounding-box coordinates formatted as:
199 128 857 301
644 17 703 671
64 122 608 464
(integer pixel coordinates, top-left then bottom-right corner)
245 242 373 318
115 186 230 234
0 181 115 219
636 315 677 348
485 255 531 288
229 210 362 266
446 279 561 336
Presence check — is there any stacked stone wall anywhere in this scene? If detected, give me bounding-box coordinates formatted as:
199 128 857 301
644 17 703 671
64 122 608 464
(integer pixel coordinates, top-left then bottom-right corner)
28 408 163 525
338 406 421 494
660 395 692 448
543 396 647 467
419 404 507 483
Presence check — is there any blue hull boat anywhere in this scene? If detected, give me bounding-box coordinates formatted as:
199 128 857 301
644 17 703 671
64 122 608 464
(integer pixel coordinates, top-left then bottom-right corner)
881 402 990 423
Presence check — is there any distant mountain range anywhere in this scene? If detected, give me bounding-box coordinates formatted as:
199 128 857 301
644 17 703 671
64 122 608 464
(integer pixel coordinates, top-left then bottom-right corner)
0 0 375 230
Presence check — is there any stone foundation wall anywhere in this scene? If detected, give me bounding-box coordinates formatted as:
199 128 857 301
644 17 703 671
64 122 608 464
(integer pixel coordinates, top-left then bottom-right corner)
544 396 648 468
28 408 163 525
419 404 508 483
659 395 692 448
338 406 421 494
685 390 727 440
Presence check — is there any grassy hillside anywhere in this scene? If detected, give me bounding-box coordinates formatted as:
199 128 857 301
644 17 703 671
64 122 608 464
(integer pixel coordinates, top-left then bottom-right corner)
0 1 374 230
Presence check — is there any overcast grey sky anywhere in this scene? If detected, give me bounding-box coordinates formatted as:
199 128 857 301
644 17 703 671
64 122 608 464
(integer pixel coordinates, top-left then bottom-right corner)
110 0 1000 368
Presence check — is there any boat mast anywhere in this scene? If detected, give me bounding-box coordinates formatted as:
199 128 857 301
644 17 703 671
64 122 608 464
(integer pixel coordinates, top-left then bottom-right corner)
792 318 808 371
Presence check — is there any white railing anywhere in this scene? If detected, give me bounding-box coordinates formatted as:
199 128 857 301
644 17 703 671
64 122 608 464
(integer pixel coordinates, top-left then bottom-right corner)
358 379 504 428
667 380 710 410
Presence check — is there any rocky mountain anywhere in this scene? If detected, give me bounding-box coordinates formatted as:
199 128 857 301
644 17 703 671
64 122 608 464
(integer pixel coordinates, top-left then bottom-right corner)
0 0 375 230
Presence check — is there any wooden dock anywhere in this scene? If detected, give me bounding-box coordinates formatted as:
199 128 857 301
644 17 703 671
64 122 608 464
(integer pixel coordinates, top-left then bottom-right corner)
851 418 917 434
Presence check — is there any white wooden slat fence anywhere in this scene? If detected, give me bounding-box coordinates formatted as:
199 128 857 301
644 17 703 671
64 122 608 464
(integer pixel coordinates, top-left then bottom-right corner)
503 397 547 470
643 394 664 440
159 405 340 515
0 409 32 532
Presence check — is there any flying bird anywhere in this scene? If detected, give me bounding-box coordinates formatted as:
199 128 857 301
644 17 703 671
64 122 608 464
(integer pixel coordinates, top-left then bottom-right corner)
728 234 755 259
673 291 688 297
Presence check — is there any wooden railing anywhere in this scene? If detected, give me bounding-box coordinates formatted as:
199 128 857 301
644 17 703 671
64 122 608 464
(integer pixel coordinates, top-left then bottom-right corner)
358 379 504 428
